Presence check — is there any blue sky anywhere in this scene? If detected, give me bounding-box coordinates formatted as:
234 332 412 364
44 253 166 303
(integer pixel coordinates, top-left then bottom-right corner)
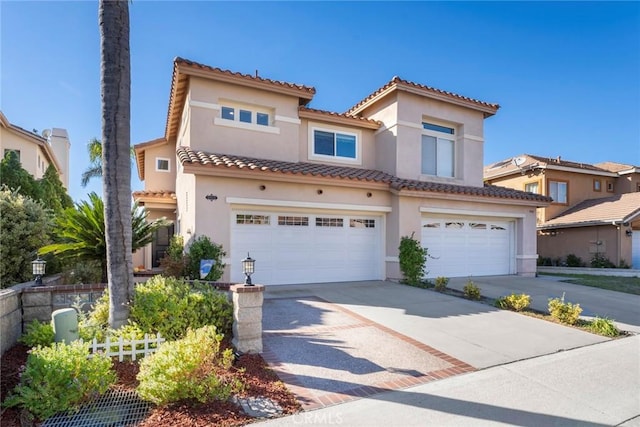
2 1 639 202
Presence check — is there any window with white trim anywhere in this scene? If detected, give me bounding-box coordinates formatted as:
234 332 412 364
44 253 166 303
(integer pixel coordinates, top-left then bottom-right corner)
524 181 539 194
156 157 170 172
316 217 344 227
549 180 568 203
236 214 270 225
350 219 375 228
312 128 357 160
220 103 271 127
421 121 455 177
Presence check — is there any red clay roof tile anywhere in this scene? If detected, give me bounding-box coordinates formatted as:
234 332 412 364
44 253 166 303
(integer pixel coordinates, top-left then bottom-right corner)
346 76 500 116
177 146 550 203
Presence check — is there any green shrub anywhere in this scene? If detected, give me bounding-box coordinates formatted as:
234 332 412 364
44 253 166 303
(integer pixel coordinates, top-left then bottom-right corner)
433 276 449 292
618 259 631 269
62 260 103 285
137 325 241 405
19 320 55 348
494 293 531 312
548 293 582 325
130 275 232 340
587 317 620 337
463 280 481 300
565 254 584 267
76 291 110 342
159 235 187 278
0 187 53 287
398 233 427 286
3 341 115 421
185 235 226 281
591 253 616 268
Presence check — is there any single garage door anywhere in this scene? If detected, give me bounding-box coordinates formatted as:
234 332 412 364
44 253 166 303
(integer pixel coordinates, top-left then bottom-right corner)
231 211 382 285
421 216 514 278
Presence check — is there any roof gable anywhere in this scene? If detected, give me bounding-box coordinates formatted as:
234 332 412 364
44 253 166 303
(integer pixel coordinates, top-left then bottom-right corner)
542 192 640 229
346 76 500 118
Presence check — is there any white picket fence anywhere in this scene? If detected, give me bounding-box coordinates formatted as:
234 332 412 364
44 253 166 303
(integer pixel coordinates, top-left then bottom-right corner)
85 333 165 362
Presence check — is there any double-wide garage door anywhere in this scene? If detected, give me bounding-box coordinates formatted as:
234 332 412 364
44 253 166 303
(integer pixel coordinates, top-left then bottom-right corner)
421 216 514 278
231 211 382 285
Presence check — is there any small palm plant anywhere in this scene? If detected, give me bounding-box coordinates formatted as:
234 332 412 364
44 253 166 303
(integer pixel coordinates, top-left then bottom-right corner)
40 192 168 282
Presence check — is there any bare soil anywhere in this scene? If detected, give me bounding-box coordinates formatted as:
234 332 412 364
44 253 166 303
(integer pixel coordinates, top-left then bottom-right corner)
1 343 300 426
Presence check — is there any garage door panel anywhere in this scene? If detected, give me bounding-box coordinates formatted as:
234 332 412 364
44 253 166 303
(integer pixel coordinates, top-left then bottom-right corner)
422 216 513 278
232 211 381 284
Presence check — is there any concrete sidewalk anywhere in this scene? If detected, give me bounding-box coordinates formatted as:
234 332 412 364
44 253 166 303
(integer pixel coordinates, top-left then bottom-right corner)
257 335 640 426
446 275 640 333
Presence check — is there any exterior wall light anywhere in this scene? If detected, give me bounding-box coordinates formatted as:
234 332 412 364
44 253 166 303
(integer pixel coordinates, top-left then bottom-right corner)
241 253 255 286
626 229 633 237
31 255 46 285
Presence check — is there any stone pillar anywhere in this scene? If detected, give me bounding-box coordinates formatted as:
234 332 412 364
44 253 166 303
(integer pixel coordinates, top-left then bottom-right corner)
231 284 264 354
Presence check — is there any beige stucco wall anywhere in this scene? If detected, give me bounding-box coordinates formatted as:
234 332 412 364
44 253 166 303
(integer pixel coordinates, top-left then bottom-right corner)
0 127 51 180
186 78 301 162
188 174 391 282
143 143 176 191
538 225 632 267
357 91 486 187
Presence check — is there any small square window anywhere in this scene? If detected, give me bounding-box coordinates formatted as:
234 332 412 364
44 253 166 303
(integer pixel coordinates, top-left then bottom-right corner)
257 112 269 126
593 179 601 192
239 110 252 123
607 181 614 192
156 158 170 172
221 106 234 120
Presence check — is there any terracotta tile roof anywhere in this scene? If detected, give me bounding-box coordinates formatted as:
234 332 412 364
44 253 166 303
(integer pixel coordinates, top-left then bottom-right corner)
593 161 639 173
346 76 500 117
542 192 640 228
484 154 618 179
165 57 316 140
526 154 608 172
132 190 176 200
174 57 316 96
298 106 381 129
177 146 550 203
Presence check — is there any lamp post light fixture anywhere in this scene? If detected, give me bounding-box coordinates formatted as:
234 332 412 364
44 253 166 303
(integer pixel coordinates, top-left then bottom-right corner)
31 255 46 285
241 253 255 286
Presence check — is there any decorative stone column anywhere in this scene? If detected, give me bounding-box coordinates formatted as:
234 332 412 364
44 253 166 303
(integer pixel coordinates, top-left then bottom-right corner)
230 284 264 354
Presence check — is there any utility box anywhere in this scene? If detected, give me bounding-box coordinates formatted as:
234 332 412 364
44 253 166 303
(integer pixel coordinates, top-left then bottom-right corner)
51 308 79 343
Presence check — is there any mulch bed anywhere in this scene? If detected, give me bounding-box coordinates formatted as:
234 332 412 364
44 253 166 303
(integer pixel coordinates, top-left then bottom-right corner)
1 343 301 426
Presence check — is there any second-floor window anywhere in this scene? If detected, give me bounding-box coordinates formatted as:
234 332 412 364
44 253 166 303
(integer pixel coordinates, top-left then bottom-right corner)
549 180 568 203
156 157 170 172
524 182 539 194
421 121 455 178
312 129 357 160
221 105 270 127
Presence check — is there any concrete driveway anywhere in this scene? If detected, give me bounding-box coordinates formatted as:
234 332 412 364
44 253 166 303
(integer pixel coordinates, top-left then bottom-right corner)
257 278 639 425
261 280 611 410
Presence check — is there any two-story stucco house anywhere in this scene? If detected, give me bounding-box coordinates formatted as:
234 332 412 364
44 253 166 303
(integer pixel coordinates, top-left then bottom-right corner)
484 154 640 268
0 111 71 188
133 58 550 285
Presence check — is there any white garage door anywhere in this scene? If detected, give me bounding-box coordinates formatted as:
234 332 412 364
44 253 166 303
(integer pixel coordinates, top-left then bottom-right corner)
421 216 514 278
231 211 382 285
632 231 640 269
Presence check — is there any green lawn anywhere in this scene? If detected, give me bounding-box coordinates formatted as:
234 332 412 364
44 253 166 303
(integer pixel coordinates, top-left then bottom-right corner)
539 273 640 295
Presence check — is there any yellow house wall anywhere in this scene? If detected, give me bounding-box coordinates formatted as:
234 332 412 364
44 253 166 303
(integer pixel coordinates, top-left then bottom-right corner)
0 128 51 180
538 225 632 266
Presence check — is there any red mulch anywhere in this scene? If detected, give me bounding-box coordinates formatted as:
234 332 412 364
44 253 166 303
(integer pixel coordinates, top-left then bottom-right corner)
1 344 301 426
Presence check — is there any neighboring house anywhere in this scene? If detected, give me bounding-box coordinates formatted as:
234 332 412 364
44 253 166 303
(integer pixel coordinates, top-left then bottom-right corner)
484 154 640 268
133 57 550 285
0 111 71 188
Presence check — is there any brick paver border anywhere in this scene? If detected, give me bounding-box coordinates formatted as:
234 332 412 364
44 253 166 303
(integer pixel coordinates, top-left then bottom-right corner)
262 296 476 410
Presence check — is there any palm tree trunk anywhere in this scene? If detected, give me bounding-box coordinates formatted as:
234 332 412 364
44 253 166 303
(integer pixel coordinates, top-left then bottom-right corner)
99 0 132 329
